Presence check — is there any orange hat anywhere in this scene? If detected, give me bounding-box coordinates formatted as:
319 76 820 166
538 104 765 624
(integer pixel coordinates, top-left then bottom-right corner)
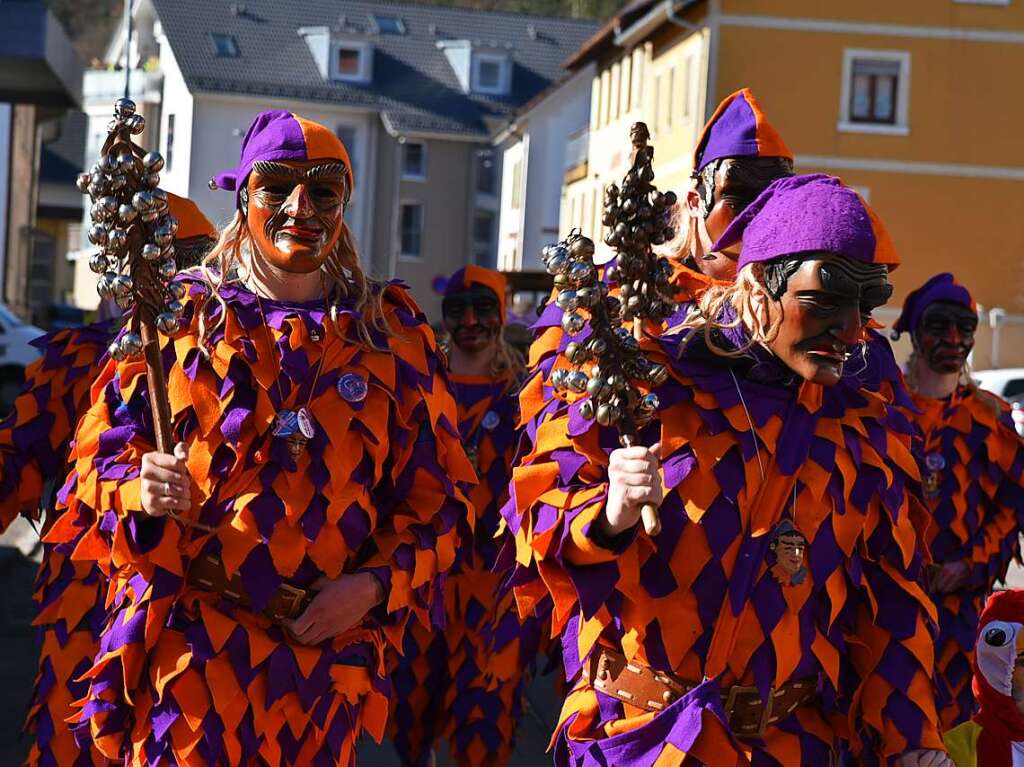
445 266 507 321
693 88 793 174
166 192 216 242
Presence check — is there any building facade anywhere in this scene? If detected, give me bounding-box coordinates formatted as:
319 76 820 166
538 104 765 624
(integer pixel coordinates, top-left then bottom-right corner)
86 0 597 321
561 0 1024 367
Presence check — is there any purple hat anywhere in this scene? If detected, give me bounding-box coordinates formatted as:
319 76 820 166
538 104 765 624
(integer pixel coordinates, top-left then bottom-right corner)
712 174 900 272
892 273 976 338
210 110 353 209
693 88 793 174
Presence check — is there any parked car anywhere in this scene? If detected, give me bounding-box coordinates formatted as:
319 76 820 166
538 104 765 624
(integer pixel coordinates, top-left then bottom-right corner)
973 368 1024 436
0 303 44 415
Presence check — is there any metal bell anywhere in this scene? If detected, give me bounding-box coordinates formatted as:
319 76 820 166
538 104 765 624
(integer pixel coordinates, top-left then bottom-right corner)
115 293 135 310
545 252 569 276
126 114 146 134
145 172 160 188
555 290 579 312
155 312 180 334
76 172 92 193
88 224 108 246
157 259 177 281
107 339 127 361
569 237 595 260
579 400 595 420
168 282 188 300
117 152 135 172
647 364 668 386
120 332 144 357
564 341 589 364
568 262 596 287
113 98 137 119
97 271 118 299
561 313 585 335
106 228 128 253
119 203 138 224
566 371 589 394
141 243 162 261
100 154 117 173
167 299 185 316
109 175 127 191
88 253 109 274
111 274 133 297
143 152 165 172
164 216 179 236
98 195 119 215
141 209 160 223
133 191 154 210
153 226 174 247
550 368 569 392
638 393 660 414
90 202 110 222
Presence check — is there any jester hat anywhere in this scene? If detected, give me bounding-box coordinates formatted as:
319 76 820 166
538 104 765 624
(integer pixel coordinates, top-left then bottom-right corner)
970 590 1024 766
210 110 353 209
445 265 507 321
166 192 216 242
892 272 976 339
693 88 793 174
712 173 900 272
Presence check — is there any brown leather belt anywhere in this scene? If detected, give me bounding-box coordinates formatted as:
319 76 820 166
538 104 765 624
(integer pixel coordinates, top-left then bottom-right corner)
186 553 316 623
586 646 818 739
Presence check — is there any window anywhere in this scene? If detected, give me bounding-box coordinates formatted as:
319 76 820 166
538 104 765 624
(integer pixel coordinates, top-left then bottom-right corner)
475 150 496 196
611 63 621 120
399 203 423 259
473 211 496 267
666 67 675 130
211 33 239 58
839 49 911 135
602 70 611 126
681 55 693 120
165 114 175 171
653 74 662 133
621 56 632 117
331 41 372 83
472 53 509 95
510 159 523 210
373 15 406 34
401 142 426 180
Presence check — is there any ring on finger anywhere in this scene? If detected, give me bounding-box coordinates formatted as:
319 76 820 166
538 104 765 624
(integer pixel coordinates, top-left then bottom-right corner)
164 481 173 496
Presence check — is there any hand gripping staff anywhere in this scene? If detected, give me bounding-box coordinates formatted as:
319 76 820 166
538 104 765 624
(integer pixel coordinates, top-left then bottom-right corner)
542 123 681 537
76 98 209 531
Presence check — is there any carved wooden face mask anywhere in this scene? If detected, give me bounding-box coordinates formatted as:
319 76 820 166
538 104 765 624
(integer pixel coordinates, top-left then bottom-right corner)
242 159 349 274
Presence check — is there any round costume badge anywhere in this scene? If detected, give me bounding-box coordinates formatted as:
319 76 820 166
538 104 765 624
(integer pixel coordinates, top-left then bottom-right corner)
481 410 500 431
273 409 298 438
925 453 947 472
337 373 368 403
297 407 316 440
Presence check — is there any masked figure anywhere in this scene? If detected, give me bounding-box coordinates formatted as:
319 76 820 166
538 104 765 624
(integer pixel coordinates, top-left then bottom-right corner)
944 590 1024 767
389 266 547 766
527 90 794 428
502 174 950 766
892 274 1024 729
51 110 473 766
0 192 217 767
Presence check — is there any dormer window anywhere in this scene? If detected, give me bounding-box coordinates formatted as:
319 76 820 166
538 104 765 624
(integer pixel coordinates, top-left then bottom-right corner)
472 53 510 95
211 33 240 58
331 40 372 83
373 15 406 35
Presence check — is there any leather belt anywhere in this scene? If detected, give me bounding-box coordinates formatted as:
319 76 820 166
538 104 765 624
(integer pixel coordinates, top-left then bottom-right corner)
186 552 316 623
586 646 818 739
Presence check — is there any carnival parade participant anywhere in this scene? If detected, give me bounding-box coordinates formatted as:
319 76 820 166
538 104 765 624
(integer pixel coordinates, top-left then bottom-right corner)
944 590 1024 767
0 192 217 767
892 274 1024 729
502 174 950 766
390 265 544 766
54 110 473 766
529 88 794 405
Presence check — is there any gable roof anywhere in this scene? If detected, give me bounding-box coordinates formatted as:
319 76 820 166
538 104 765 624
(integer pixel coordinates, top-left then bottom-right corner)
151 0 599 139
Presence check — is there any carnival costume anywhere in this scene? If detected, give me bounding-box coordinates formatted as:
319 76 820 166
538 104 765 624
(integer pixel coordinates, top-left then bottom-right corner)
944 590 1024 767
895 274 1024 728
0 193 217 767
54 111 473 766
502 175 944 765
390 266 546 766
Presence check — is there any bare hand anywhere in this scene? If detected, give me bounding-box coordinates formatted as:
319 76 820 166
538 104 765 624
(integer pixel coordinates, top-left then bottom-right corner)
601 442 663 537
930 560 970 594
285 572 385 646
140 442 191 517
895 749 952 767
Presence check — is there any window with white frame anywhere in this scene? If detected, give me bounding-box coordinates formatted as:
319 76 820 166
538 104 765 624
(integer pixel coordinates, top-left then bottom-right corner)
331 41 372 83
510 159 523 210
401 142 426 180
399 203 423 259
475 150 496 196
472 53 509 95
840 49 910 134
473 211 496 267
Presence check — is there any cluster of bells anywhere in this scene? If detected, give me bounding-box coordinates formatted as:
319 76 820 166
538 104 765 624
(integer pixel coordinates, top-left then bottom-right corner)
75 98 186 362
602 181 679 324
542 232 668 429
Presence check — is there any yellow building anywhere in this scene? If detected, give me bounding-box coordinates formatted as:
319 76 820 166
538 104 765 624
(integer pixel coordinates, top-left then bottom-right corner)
561 0 1024 368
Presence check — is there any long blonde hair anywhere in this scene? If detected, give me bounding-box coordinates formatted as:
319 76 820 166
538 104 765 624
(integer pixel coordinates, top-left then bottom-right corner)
680 264 780 356
195 212 390 353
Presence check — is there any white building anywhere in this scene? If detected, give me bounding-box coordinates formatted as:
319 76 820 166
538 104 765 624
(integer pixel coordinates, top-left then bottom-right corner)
493 63 595 273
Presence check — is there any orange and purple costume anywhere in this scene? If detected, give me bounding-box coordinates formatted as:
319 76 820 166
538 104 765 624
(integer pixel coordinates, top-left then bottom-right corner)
502 175 944 766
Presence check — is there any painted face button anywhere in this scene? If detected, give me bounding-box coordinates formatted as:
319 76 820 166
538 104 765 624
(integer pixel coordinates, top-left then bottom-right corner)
337 372 368 403
482 410 500 431
925 453 947 472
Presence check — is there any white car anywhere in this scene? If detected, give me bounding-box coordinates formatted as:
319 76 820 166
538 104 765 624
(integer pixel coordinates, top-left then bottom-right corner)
0 303 44 414
973 368 1024 436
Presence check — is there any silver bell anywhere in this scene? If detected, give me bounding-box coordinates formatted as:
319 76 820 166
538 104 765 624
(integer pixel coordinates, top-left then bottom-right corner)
145 173 160 188
141 209 160 223
115 294 135 311
126 114 146 135
107 339 127 361
555 290 579 312
76 173 92 193
566 371 589 394
143 152 165 173
157 258 177 281
164 216 179 235
99 154 117 173
90 202 110 222
133 191 154 210
113 98 137 119
168 282 188 300
97 271 118 299
561 313 585 335
141 244 162 261
111 274 133 297
117 152 135 172
106 228 128 253
167 299 185 316
120 332 144 357
98 195 119 215
109 175 127 191
153 226 174 247
119 203 138 224
88 253 109 274
155 312 180 334
88 224 108 246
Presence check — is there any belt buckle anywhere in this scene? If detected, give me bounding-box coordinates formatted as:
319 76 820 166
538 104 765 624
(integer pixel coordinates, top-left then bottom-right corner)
724 684 773 739
274 583 309 622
